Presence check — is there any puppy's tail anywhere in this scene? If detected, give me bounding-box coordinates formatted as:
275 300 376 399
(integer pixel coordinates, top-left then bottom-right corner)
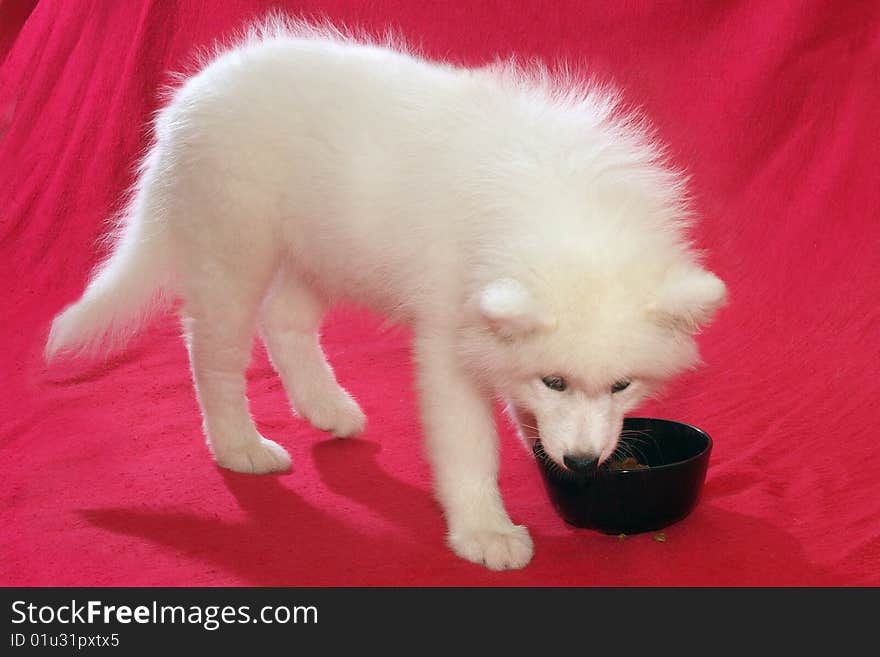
46 155 174 361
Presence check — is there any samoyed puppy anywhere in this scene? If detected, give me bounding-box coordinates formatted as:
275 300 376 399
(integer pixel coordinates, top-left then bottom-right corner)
47 18 726 570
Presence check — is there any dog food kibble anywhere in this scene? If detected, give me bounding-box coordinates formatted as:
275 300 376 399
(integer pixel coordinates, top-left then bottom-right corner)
608 457 649 471
615 532 667 542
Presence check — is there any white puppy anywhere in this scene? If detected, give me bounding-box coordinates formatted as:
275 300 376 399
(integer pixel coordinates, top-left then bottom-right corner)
47 19 726 570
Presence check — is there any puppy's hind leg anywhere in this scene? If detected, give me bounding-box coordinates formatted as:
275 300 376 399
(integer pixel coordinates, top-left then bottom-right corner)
183 265 291 475
260 265 366 438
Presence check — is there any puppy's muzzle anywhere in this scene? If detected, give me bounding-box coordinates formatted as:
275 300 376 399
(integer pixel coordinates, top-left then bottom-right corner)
562 454 599 475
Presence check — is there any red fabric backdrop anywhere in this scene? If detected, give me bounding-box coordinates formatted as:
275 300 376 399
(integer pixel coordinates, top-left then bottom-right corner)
2 0 878 586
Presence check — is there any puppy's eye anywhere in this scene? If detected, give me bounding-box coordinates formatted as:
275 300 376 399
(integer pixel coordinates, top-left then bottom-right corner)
542 376 567 392
611 380 631 393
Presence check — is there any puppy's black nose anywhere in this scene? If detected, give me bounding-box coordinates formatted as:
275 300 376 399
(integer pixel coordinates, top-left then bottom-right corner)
563 454 599 475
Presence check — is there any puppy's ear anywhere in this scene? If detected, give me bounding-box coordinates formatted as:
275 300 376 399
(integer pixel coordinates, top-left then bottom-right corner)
648 266 727 333
477 278 554 338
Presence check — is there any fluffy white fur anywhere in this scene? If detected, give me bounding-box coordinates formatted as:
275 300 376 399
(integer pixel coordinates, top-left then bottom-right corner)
46 18 726 570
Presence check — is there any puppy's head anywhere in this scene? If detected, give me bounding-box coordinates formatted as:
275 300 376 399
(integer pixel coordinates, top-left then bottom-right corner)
458 262 726 474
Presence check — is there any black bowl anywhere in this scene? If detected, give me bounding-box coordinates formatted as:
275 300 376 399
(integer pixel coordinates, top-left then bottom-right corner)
533 417 712 534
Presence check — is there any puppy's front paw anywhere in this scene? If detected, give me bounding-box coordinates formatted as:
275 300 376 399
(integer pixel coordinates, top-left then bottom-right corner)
213 437 292 474
449 523 534 571
302 393 366 438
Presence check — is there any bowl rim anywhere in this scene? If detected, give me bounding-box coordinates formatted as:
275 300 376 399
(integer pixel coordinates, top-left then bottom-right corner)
533 416 713 475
